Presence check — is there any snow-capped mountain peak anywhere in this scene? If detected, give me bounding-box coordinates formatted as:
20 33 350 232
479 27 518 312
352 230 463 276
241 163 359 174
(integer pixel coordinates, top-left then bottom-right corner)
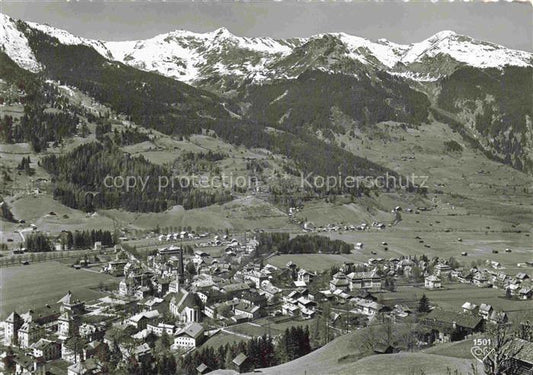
400 30 532 69
0 12 531 87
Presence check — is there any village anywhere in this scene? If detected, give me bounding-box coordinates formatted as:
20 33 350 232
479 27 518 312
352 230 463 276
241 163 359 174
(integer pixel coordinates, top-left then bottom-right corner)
1 226 532 375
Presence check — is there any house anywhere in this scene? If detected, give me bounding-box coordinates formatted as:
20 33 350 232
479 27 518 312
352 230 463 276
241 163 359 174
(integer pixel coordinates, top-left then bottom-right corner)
31 339 61 361
15 355 46 375
422 309 483 342
134 343 152 362
390 304 411 321
146 322 176 336
425 275 442 290
373 343 394 354
455 270 474 284
297 269 314 284
355 299 386 317
347 270 382 290
240 291 267 308
220 283 250 297
196 363 211 374
135 286 152 300
462 302 479 315
127 310 159 330
118 278 134 296
489 310 509 325
435 263 453 276
473 273 490 287
478 303 493 320
297 297 317 319
173 323 205 349
83 341 107 360
231 353 249 373
506 338 533 375
234 303 261 320
519 288 532 300
330 272 350 291
106 260 128 276
281 302 299 317
143 297 164 311
57 291 85 315
243 270 268 288
260 281 282 302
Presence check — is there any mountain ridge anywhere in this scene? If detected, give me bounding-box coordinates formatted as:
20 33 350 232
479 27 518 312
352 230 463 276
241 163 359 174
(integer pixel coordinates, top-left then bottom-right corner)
1 13 531 87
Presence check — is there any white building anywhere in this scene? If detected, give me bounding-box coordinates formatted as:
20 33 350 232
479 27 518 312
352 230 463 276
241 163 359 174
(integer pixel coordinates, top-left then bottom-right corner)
173 323 204 349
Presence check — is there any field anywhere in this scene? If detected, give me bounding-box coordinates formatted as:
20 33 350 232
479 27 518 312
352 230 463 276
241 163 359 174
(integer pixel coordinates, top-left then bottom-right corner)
0 261 117 319
422 339 477 359
345 353 479 375
201 330 248 350
267 200 533 272
201 318 317 351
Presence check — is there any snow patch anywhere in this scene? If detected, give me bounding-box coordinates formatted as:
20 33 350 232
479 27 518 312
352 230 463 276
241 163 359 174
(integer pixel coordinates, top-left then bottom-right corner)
0 14 41 72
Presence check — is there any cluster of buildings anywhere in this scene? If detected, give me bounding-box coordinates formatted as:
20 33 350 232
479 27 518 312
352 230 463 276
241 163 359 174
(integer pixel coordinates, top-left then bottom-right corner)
2 226 531 375
2 291 107 374
424 262 532 300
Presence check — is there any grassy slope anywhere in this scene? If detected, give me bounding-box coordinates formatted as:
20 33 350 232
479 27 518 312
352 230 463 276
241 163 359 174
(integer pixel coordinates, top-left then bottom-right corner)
250 328 479 375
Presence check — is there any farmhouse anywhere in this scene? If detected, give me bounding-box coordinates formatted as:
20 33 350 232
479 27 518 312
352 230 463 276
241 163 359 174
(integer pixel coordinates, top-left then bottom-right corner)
231 353 249 373
425 275 442 290
507 338 533 375
462 302 479 315
354 299 386 317
297 269 314 284
478 304 493 320
435 263 453 276
422 309 483 342
519 288 532 300
473 273 490 288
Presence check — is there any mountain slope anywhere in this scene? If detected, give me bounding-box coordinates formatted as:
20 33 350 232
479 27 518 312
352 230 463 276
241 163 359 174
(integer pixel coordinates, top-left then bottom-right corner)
436 65 533 173
1 12 532 176
16 20 237 136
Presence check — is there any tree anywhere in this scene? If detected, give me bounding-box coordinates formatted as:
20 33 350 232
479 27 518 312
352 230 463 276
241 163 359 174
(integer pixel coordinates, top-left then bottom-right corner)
418 294 431 313
2 348 16 374
155 331 172 353
64 336 88 363
505 287 512 299
217 304 232 318
483 319 524 375
186 261 197 276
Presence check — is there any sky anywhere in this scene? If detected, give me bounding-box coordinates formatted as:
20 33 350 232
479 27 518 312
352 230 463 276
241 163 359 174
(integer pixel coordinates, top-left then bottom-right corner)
1 1 532 52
